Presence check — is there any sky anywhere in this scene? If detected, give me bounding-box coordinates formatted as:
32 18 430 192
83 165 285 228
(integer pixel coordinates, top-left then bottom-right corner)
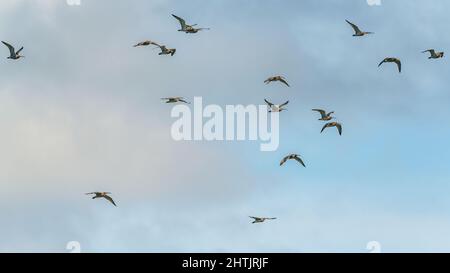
1 0 450 253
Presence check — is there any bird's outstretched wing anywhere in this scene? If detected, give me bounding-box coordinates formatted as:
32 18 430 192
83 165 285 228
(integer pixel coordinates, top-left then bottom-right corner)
312 109 327 118
16 47 24 55
152 43 165 50
378 59 387 67
422 49 435 55
2 41 15 56
294 156 306 167
104 195 117 207
321 123 330 133
280 101 289 107
179 99 190 104
162 97 181 100
336 123 343 135
264 99 274 107
280 155 290 166
172 14 187 29
394 59 402 73
264 77 273 84
134 40 149 47
85 192 97 195
279 77 290 87
346 20 361 34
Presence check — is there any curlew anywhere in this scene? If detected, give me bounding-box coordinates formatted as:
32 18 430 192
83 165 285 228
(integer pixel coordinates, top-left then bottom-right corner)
312 109 335 121
321 122 343 136
346 20 374 36
2 41 24 60
172 14 210 33
85 192 117 207
249 216 276 224
378 57 402 73
264 76 290 87
161 97 190 104
280 154 306 167
265 99 289 112
422 49 444 59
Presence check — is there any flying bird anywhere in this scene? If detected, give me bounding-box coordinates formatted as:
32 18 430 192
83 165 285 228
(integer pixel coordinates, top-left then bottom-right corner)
249 216 277 224
345 20 374 36
264 76 290 87
321 122 343 136
85 192 117 207
280 154 306 167
151 42 176 56
265 99 289 112
2 41 24 60
172 14 210 33
161 97 190 104
422 49 444 59
378 57 402 73
312 109 335 121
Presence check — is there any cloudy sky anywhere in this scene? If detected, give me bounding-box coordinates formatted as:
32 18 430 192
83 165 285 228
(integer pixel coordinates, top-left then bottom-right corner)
1 0 450 252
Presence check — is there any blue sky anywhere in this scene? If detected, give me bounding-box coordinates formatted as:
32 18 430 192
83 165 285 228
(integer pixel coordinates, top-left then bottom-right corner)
1 0 450 252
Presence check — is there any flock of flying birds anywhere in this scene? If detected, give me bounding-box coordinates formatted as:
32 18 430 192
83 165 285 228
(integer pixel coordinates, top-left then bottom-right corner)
1 15 444 224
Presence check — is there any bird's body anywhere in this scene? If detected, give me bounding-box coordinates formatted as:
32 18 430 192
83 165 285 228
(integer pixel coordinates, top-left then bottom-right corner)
264 76 290 87
151 42 176 56
280 154 306 167
157 45 176 56
312 109 335 121
172 14 209 33
161 97 190 104
2 41 24 60
264 99 289 112
85 192 117 206
422 49 444 59
378 57 402 73
249 216 276 224
346 20 373 36
321 122 343 135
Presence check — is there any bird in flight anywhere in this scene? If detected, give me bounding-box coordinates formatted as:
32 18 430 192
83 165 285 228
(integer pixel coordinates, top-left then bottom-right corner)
264 99 289 112
312 109 335 121
249 216 277 224
2 41 24 60
378 57 402 73
161 97 190 104
321 122 343 136
151 42 176 56
280 154 306 167
422 49 444 59
85 192 117 207
264 76 290 87
345 20 374 37
133 40 158 47
172 14 210 33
